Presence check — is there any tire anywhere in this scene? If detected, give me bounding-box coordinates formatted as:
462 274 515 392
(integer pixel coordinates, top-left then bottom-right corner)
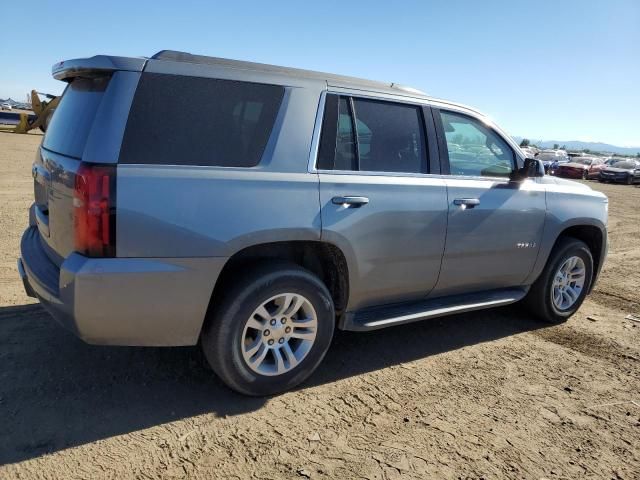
523 237 593 324
201 262 335 396
582 169 588 180
626 175 633 185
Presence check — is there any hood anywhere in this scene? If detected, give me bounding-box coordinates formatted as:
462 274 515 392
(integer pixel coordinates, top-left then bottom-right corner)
560 162 589 169
538 175 592 190
537 175 607 201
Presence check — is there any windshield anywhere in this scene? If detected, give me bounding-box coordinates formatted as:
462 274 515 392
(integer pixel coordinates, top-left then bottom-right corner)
611 161 637 169
573 158 593 165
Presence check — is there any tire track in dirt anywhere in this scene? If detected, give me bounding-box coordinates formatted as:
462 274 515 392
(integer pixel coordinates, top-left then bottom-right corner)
532 325 639 366
590 289 639 312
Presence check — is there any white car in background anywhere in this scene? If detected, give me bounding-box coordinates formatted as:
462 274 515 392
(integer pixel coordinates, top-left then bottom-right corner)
1 103 13 111
520 146 539 158
537 149 570 174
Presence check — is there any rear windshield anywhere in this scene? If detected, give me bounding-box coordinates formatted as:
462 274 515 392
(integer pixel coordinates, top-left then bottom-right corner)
42 76 110 159
119 73 285 167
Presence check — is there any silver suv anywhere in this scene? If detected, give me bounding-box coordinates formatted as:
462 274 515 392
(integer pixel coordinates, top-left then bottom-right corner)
19 51 608 395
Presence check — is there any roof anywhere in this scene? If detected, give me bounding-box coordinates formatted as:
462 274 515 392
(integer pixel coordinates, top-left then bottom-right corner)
51 50 486 117
150 50 427 97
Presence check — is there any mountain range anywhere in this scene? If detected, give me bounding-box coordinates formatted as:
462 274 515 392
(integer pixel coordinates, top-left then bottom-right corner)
512 137 640 156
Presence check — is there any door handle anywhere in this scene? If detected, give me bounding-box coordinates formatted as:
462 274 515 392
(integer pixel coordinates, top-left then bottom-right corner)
332 196 369 208
453 198 480 209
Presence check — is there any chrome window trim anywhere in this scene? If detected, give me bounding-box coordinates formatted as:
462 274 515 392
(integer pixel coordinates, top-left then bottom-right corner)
429 100 525 166
307 88 440 178
307 88 525 180
307 90 327 174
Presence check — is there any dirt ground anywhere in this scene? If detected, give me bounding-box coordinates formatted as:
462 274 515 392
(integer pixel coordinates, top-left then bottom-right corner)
0 132 638 479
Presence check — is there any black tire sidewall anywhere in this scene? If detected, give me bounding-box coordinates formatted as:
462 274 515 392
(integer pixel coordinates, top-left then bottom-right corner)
539 240 593 322
203 265 335 396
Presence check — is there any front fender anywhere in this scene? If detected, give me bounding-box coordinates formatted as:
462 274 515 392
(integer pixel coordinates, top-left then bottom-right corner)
524 183 608 287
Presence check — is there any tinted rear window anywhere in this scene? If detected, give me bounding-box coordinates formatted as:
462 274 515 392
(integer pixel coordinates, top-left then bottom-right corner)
43 76 110 159
119 73 284 167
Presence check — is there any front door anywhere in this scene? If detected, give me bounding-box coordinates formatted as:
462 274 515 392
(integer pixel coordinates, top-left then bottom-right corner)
431 108 546 297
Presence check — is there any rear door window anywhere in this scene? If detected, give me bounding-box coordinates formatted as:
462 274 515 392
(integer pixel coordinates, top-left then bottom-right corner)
119 73 285 167
43 76 110 159
317 94 427 174
352 98 426 174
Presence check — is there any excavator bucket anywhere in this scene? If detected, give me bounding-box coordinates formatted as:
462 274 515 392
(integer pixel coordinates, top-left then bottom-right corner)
0 90 60 134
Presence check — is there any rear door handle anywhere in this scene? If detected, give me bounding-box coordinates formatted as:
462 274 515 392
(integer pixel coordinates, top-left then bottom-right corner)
332 196 369 208
453 198 480 209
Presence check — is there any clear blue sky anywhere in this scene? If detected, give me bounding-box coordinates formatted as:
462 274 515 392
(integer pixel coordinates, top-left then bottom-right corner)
2 0 638 146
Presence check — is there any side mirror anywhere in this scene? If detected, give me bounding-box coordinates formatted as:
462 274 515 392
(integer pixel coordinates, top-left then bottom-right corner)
510 158 544 182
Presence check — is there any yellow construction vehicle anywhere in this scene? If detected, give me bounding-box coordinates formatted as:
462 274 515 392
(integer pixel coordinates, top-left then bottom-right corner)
1 90 60 134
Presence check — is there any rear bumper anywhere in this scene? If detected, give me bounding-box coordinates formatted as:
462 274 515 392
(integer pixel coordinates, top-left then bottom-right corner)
19 226 227 346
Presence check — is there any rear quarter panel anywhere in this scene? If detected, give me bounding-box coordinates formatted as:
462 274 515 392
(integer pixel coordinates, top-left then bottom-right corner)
116 168 321 257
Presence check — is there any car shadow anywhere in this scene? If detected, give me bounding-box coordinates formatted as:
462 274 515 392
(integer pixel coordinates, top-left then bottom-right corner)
0 302 544 466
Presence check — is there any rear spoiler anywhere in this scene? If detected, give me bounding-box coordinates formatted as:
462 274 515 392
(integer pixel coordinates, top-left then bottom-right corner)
52 55 147 81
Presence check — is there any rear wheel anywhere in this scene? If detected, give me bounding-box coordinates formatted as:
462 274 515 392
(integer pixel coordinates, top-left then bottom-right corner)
523 237 593 324
201 262 335 396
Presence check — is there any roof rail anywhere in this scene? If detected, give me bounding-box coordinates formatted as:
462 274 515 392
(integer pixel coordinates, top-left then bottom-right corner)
150 50 427 96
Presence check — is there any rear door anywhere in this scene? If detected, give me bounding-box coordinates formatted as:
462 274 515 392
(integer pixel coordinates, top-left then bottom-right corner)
430 107 546 297
316 93 448 311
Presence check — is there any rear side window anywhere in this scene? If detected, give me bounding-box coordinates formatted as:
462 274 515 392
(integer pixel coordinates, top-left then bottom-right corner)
43 76 110 159
317 94 427 174
119 73 284 167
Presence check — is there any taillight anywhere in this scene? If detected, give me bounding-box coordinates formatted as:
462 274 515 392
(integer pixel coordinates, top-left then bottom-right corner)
73 163 116 257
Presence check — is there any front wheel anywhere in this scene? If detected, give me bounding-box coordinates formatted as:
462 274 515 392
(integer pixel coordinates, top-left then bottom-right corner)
201 262 335 396
523 237 593 324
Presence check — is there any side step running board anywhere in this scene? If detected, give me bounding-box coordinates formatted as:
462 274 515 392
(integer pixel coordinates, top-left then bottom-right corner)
341 287 528 332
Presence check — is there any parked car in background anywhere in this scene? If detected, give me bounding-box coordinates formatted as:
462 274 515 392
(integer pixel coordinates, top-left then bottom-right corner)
537 149 569 174
1 103 12 111
556 156 604 180
520 146 539 158
18 50 609 395
599 159 640 185
588 157 617 178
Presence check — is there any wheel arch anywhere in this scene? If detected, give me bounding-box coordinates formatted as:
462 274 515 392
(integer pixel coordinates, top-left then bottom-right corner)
204 241 350 332
555 224 605 290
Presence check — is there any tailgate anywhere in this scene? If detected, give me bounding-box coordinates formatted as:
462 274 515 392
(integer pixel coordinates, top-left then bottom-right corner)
35 76 111 266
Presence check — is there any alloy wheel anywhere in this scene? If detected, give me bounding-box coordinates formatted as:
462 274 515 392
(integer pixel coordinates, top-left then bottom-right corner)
240 293 318 376
551 256 586 311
